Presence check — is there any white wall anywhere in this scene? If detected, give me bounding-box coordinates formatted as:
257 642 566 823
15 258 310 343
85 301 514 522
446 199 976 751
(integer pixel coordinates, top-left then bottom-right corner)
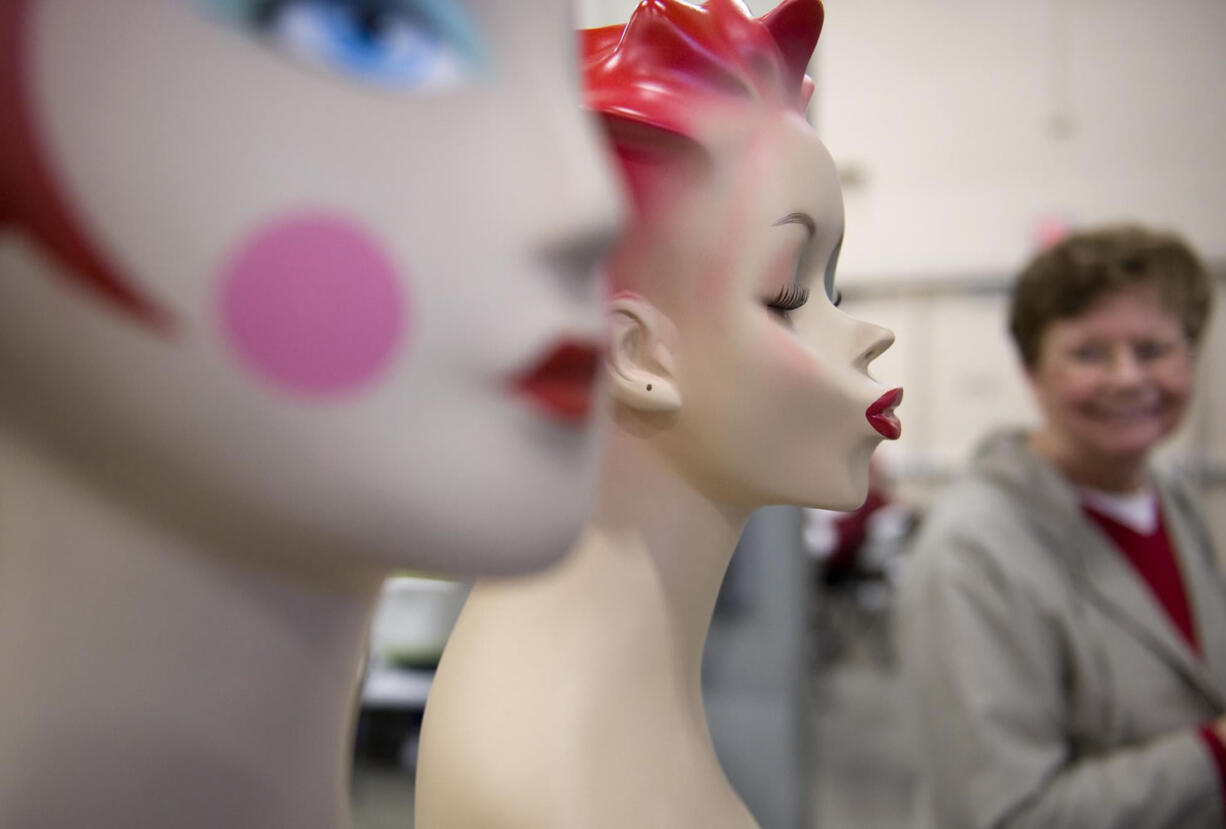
817 0 1226 281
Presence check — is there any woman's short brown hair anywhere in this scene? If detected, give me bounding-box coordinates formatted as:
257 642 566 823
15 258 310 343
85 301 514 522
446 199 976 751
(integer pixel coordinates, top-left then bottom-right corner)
1008 224 1214 368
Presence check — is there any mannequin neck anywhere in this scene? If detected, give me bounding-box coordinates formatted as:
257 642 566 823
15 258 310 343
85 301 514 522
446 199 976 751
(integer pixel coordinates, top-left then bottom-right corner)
463 423 754 717
415 422 761 828
579 426 752 668
0 425 382 829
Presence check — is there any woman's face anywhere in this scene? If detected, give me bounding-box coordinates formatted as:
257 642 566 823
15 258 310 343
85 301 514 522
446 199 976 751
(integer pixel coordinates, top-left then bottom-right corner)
1027 284 1194 467
623 110 898 511
1 0 623 575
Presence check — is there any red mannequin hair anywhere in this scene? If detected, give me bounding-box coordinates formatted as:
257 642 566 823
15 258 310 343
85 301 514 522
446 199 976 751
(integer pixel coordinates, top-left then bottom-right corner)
0 0 168 329
582 0 823 141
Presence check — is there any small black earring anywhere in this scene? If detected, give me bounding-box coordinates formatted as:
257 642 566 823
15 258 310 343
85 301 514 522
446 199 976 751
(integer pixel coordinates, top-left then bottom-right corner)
646 384 653 391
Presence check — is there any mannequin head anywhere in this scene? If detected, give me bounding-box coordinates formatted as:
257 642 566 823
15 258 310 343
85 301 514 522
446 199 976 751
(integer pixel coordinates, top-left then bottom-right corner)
584 0 899 511
0 0 622 575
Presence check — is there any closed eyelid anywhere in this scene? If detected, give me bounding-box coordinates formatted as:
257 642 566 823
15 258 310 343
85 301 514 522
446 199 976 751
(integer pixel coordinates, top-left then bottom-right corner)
769 213 817 293
773 212 816 238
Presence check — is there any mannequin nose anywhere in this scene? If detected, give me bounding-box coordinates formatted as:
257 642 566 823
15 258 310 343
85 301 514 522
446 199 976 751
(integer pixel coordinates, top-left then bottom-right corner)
858 323 895 369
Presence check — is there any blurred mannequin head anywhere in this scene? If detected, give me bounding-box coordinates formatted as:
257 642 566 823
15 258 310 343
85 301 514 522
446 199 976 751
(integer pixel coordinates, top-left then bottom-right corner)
0 0 622 575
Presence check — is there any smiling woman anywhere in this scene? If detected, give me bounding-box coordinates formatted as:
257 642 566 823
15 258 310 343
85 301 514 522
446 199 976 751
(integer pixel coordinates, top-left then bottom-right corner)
1014 227 1211 490
0 0 621 826
899 225 1226 829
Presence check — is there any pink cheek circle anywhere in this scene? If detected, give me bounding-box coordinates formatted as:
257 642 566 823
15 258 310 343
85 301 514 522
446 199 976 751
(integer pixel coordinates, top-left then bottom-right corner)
218 213 408 397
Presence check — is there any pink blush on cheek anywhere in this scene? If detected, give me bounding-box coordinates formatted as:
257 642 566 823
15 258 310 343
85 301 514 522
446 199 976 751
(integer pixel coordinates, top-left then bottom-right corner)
770 325 824 379
218 214 408 397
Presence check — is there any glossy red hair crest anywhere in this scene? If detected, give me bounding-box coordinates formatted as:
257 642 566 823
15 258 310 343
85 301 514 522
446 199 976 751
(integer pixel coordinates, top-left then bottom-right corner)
582 0 823 141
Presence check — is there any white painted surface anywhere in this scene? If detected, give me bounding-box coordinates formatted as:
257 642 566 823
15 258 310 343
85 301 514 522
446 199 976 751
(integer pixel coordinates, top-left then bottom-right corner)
818 0 1226 280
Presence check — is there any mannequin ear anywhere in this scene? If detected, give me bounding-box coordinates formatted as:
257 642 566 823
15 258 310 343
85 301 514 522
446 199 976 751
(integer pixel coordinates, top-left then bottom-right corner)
605 295 681 413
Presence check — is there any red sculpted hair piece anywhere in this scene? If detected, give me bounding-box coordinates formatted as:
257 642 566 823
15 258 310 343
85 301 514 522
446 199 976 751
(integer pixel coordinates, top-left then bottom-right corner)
1 0 168 330
582 0 823 140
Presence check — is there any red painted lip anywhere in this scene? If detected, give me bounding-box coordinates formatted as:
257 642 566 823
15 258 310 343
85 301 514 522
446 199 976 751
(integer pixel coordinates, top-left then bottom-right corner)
514 341 600 424
866 388 903 440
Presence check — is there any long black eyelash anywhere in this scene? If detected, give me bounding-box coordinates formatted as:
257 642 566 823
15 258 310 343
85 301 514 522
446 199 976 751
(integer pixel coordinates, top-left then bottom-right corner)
767 284 810 312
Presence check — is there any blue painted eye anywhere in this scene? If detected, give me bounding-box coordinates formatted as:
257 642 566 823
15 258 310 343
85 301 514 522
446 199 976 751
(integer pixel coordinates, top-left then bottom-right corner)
196 0 488 90
260 0 485 90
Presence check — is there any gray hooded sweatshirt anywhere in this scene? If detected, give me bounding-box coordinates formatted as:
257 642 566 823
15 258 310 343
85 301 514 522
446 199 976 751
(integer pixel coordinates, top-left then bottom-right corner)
899 430 1226 829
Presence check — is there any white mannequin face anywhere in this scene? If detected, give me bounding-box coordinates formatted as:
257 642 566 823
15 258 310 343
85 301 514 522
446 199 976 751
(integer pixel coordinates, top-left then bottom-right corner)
1 0 622 575
612 110 897 511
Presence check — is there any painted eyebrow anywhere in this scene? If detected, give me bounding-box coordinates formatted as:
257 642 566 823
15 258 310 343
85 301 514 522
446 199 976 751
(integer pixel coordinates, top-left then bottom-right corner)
772 212 816 238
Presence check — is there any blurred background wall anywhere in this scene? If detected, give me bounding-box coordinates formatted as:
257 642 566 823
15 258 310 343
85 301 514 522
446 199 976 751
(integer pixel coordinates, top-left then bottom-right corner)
816 0 1226 279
